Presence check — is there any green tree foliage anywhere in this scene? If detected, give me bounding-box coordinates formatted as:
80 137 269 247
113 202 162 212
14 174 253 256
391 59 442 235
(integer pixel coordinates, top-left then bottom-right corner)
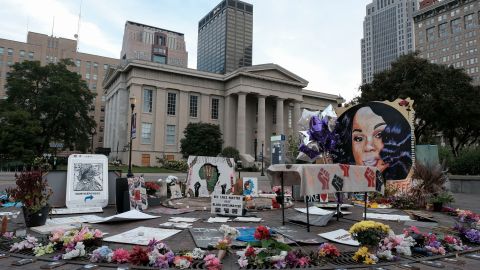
220 146 240 161
0 60 96 162
180 122 223 158
358 53 480 156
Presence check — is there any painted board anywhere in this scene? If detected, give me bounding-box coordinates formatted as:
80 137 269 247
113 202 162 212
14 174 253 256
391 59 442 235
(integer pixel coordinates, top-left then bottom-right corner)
242 177 258 197
211 194 244 216
103 226 180 245
318 229 359 246
186 156 235 197
272 226 323 245
189 227 247 249
66 154 109 208
128 176 148 211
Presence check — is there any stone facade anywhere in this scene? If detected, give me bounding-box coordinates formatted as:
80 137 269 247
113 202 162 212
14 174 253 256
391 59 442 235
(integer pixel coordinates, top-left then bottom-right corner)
103 60 341 167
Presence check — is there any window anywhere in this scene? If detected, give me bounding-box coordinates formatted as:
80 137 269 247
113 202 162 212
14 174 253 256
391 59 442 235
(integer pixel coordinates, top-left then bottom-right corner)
451 18 462 34
143 88 153 113
93 74 97 80
28 52 34 59
426 27 435 41
141 123 152 144
153 55 166 64
7 48 13 56
85 73 90 80
167 92 176 115
189 95 198 117
272 103 277 124
0 47 3 55
86 61 91 71
438 23 448 38
166 125 176 145
211 98 219 120
103 64 108 70
288 107 292 128
465 14 474 29
19 50 25 57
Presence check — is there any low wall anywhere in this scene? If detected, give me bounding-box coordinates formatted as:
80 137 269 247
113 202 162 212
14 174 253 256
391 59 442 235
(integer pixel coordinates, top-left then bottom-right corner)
449 174 480 194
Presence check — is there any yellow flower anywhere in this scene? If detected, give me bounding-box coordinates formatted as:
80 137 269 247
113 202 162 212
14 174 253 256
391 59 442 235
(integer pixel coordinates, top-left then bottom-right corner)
364 256 376 265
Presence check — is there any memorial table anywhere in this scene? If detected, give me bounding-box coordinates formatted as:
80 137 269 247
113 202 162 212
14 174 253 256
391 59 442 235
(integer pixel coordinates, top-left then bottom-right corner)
267 164 384 231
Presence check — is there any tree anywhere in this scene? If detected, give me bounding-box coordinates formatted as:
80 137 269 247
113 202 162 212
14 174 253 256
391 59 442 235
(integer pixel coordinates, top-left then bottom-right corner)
358 53 480 157
220 146 240 162
180 122 223 158
0 60 96 162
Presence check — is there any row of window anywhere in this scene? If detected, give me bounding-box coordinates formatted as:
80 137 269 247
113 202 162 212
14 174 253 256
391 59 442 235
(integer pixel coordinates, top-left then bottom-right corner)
423 13 477 42
143 89 220 120
141 123 176 145
0 47 34 59
75 60 109 72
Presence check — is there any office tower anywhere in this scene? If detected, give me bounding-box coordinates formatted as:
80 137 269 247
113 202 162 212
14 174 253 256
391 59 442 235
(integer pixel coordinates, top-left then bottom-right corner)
414 0 480 85
197 0 253 74
120 21 188 67
0 32 118 151
361 0 419 84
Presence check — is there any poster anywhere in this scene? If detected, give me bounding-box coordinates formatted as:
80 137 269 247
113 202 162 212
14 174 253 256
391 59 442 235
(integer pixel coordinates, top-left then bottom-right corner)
103 227 180 245
186 156 235 197
128 176 148 211
318 229 359 246
333 99 415 191
211 194 244 216
242 177 258 197
66 154 109 208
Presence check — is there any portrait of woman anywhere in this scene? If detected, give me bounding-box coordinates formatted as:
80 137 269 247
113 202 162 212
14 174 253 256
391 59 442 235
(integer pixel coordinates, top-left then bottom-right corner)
333 102 412 180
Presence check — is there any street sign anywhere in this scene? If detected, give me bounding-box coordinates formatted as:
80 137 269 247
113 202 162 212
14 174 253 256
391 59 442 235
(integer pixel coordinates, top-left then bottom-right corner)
49 142 64 148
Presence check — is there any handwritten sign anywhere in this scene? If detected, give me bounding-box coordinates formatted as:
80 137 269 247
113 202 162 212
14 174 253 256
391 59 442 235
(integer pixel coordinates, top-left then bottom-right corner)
211 194 244 216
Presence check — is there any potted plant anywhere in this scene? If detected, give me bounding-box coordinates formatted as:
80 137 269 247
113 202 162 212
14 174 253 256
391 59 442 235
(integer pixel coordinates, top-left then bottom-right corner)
429 192 454 212
7 171 52 227
145 182 161 206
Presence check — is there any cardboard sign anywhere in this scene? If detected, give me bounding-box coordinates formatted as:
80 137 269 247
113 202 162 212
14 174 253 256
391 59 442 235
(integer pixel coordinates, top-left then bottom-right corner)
186 156 235 197
128 176 148 211
66 154 108 208
211 194 244 216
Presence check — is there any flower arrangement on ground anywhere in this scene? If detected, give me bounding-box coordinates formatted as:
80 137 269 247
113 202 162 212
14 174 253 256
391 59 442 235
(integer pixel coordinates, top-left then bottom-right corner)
9 235 39 252
204 254 222 270
90 246 113 263
352 246 378 265
236 225 292 269
50 227 103 250
317 243 340 259
404 226 447 256
216 225 239 260
442 235 468 252
376 230 416 261
349 220 390 247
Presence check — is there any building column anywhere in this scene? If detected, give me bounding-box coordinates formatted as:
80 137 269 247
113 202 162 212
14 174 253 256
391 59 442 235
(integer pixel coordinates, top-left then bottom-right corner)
224 94 234 147
236 92 247 154
257 95 266 158
276 97 284 135
293 100 302 137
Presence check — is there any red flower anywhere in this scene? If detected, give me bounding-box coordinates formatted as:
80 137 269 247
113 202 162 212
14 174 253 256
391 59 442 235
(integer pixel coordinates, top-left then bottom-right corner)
245 246 256 257
254 225 270 240
129 246 149 266
145 182 160 191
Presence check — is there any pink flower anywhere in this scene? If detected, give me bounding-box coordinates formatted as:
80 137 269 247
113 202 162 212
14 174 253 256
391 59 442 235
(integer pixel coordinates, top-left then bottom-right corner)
438 247 446 255
238 257 248 268
93 229 103 238
112 248 130 263
50 229 65 242
204 254 216 261
298 257 310 266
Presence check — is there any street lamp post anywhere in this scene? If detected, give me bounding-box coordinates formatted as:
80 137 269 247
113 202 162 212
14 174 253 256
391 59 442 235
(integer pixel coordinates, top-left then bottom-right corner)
127 96 136 178
261 141 265 176
90 127 96 154
236 160 242 181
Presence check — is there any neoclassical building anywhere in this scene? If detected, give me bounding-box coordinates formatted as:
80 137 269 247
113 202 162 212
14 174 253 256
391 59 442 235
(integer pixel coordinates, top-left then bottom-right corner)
103 60 341 166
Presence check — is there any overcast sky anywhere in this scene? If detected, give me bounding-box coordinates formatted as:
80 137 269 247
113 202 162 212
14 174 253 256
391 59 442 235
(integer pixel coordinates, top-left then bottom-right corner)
0 0 370 101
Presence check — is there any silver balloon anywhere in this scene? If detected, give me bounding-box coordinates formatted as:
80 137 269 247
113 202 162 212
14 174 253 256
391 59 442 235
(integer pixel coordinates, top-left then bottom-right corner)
298 109 320 130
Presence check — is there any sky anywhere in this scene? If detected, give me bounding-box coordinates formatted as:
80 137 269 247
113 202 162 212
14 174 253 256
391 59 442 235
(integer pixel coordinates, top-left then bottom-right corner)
0 0 370 101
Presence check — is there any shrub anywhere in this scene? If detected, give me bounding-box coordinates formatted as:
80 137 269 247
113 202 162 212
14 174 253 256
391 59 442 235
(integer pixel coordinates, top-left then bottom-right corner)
220 147 240 162
162 160 188 172
440 147 480 175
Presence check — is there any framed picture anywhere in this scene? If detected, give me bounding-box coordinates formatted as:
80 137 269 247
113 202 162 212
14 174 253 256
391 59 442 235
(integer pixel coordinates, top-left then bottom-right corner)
242 177 258 197
66 154 108 208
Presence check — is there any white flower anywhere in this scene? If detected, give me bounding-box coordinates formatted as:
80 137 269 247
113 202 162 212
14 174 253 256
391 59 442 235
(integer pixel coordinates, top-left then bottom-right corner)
192 248 206 259
376 249 394 261
219 225 240 239
62 242 86 260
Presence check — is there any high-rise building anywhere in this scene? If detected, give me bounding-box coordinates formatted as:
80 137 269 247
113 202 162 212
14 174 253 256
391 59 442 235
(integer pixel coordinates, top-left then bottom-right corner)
0 32 118 151
413 0 480 85
120 21 188 67
361 0 419 84
197 0 253 74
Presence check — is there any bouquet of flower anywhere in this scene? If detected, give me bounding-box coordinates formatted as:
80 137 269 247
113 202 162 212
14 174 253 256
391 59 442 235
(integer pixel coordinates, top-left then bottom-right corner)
145 182 161 196
284 250 311 268
423 233 446 255
352 246 378 265
349 221 390 247
90 246 113 263
403 226 425 247
236 226 291 268
376 230 415 261
456 209 480 229
219 224 240 240
146 239 175 267
455 224 480 244
10 235 39 252
317 243 340 258
442 235 468 252
204 254 222 270
50 227 103 249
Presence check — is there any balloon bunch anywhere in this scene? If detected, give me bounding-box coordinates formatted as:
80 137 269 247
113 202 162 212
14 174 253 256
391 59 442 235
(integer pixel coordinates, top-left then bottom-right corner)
297 104 338 163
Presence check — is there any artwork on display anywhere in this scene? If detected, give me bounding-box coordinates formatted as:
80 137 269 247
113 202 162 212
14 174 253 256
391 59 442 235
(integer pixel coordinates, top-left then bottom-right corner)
186 156 235 197
169 184 183 199
66 154 109 208
103 226 181 245
242 177 258 197
128 176 148 211
333 99 415 192
211 194 244 216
